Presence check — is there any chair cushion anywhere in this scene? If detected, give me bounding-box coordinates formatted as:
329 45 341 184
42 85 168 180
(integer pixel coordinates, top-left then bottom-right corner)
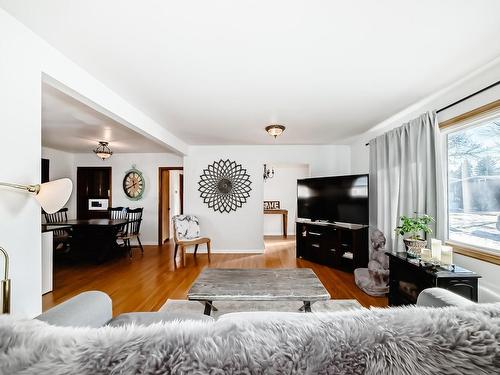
107 311 214 327
173 215 200 240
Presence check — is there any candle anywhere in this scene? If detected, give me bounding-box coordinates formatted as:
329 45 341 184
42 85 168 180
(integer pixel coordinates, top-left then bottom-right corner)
421 248 432 261
441 245 453 266
431 239 442 261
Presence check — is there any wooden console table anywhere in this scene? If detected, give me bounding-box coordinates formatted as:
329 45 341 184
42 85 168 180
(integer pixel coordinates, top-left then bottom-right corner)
264 209 288 237
386 252 480 306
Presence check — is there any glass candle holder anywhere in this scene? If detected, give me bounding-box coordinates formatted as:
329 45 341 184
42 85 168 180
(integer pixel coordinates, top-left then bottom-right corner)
431 238 442 261
420 248 432 261
440 245 453 266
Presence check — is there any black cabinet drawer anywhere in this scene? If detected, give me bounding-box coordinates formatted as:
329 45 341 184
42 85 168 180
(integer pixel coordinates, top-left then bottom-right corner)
296 222 368 272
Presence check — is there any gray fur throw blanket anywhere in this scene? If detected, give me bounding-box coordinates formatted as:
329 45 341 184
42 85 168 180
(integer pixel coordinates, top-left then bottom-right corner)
1 303 500 375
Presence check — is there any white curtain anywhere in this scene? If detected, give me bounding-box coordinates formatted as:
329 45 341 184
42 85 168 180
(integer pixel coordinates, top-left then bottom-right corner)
369 111 445 252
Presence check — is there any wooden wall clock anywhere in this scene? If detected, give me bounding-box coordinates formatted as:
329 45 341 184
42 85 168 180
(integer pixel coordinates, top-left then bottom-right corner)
123 166 145 200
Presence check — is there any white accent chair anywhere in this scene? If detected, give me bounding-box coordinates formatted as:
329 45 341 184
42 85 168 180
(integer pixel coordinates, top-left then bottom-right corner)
172 215 211 267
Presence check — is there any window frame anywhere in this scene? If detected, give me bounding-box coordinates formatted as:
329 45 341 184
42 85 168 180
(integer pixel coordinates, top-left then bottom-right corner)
440 99 500 265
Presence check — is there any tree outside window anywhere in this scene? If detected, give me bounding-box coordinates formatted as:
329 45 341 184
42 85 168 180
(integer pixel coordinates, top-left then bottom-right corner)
447 119 500 252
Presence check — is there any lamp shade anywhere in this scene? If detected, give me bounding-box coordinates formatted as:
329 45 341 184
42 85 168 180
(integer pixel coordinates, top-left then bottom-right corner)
34 178 73 214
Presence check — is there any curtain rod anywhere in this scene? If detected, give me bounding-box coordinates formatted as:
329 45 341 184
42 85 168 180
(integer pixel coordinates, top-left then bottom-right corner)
436 79 500 114
365 79 500 146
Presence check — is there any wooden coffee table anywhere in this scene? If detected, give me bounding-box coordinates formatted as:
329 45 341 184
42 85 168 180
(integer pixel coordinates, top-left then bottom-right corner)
187 268 330 315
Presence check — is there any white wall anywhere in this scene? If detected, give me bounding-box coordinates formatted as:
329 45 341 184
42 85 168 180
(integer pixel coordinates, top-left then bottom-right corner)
263 164 310 235
73 153 182 245
349 56 500 174
0 10 42 317
0 9 186 316
347 56 500 301
453 254 500 303
42 148 183 243
184 145 351 252
41 147 77 219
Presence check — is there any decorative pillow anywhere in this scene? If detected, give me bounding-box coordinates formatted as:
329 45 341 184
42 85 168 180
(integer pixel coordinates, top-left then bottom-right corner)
174 215 200 240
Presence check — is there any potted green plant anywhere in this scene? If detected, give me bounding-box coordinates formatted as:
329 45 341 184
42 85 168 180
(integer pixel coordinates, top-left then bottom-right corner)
395 213 435 256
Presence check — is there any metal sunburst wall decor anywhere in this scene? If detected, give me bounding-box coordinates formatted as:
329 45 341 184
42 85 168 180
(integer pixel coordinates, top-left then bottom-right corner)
198 159 252 213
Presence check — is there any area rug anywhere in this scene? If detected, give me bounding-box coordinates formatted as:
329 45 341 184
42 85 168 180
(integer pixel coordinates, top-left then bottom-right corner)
159 299 363 318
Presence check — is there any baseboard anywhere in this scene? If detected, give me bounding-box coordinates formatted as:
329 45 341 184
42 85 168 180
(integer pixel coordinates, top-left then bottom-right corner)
140 242 264 253
185 248 265 254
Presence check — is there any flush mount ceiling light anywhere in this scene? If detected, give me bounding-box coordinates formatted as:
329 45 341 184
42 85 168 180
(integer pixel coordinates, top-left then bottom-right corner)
93 141 113 160
265 124 286 139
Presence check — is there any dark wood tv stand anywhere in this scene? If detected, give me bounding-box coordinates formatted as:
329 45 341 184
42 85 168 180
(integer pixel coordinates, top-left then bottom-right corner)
296 220 369 272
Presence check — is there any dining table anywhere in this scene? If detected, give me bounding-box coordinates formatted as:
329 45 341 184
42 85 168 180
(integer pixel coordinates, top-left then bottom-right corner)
50 219 128 262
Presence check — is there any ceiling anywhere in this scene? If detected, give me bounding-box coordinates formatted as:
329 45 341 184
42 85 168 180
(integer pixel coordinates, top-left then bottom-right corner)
42 83 171 153
3 0 500 145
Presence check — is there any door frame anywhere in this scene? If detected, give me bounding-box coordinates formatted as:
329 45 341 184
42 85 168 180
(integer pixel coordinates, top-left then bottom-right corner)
158 167 183 245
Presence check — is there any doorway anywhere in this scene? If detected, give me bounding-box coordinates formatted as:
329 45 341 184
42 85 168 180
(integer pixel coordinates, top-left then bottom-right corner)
263 163 309 237
158 167 183 245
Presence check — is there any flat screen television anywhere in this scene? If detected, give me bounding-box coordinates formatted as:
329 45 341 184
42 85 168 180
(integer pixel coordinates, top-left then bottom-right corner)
297 174 369 225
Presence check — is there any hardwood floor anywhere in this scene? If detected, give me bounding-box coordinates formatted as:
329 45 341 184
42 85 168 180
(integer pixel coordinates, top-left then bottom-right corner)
43 236 387 316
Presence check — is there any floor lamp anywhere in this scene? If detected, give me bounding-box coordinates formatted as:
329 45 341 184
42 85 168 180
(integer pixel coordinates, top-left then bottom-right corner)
0 178 73 314
0 247 9 314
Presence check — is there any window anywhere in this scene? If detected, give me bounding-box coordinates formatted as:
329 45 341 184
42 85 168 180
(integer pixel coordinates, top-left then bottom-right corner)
447 115 500 253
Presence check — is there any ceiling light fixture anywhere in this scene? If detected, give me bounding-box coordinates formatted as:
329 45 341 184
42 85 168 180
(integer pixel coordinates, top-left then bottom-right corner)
93 141 113 160
265 124 286 138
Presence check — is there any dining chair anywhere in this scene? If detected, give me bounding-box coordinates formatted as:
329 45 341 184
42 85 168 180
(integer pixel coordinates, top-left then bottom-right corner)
108 206 128 241
108 206 128 220
108 206 129 234
43 208 72 253
172 215 211 267
122 208 144 257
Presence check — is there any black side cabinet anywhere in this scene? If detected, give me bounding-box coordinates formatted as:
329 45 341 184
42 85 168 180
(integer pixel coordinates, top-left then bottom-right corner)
77 167 112 220
386 252 480 306
296 221 368 272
